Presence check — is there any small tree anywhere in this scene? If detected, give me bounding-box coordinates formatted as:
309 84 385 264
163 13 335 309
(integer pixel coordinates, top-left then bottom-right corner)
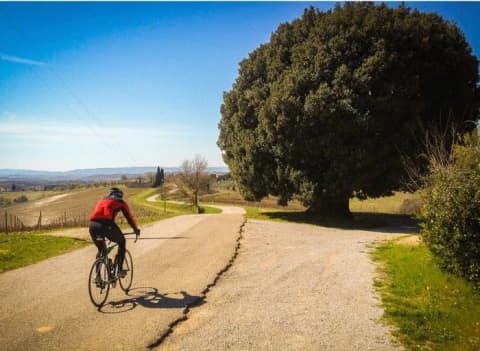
178 155 209 209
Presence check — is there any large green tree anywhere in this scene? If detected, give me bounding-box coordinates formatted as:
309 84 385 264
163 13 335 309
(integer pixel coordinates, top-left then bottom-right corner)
218 3 479 217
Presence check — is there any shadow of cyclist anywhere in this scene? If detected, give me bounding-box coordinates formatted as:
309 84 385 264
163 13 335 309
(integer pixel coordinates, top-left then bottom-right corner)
100 287 204 313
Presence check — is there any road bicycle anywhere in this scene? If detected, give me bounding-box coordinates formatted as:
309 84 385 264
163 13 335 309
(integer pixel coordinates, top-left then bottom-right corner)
88 233 138 307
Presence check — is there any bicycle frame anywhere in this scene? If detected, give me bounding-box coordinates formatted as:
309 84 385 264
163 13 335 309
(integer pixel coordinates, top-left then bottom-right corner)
99 234 137 283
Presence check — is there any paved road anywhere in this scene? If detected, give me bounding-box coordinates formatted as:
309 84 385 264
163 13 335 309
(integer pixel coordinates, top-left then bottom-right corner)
0 210 245 351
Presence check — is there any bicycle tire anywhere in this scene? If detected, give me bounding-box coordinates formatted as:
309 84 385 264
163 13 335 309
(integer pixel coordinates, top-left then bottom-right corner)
88 258 110 307
119 250 133 292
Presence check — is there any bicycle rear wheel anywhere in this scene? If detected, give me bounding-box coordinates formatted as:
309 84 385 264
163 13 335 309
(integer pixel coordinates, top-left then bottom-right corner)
119 250 133 292
88 258 110 307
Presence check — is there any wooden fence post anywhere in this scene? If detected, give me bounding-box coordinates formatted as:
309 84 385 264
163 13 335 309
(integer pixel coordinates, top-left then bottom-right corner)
4 210 7 234
37 211 42 229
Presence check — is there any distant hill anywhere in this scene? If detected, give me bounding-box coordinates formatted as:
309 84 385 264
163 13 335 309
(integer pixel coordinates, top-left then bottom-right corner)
0 166 229 182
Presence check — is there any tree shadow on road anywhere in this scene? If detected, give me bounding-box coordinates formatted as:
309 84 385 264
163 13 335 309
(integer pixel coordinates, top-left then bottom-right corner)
99 287 204 314
262 211 419 233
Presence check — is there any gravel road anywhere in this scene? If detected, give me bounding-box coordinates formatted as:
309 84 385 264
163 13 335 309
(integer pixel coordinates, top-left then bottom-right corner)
160 219 405 350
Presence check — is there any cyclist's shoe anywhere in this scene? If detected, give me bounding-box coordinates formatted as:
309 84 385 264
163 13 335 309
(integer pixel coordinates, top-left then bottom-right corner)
118 269 128 278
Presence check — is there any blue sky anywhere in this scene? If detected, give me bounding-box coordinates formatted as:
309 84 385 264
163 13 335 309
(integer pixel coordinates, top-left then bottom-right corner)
0 2 479 171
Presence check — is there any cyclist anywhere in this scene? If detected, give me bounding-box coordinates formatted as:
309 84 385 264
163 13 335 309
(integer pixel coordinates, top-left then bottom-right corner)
89 187 140 277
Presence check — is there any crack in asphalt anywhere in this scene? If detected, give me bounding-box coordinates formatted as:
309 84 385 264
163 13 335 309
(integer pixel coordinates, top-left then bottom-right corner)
147 216 247 349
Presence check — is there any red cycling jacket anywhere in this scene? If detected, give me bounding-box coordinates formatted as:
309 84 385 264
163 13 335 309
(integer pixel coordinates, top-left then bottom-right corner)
89 198 138 230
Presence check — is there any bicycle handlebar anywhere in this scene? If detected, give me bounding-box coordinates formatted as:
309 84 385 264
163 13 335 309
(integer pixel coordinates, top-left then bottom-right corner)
123 232 139 243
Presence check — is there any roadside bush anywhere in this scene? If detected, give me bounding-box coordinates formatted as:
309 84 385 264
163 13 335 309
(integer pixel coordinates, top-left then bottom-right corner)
420 132 480 287
13 195 28 203
398 197 422 215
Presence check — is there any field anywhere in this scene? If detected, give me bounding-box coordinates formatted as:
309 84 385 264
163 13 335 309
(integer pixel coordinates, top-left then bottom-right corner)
0 184 222 232
350 192 421 215
1 186 151 228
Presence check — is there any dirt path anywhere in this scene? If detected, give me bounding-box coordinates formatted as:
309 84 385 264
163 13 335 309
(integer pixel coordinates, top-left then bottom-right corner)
147 194 161 202
0 212 245 351
33 193 71 207
160 219 405 350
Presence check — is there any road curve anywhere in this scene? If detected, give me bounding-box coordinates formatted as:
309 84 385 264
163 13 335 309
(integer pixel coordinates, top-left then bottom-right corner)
0 211 245 351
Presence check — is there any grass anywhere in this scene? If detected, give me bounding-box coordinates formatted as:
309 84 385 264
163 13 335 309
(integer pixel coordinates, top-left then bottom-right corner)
350 192 421 215
0 233 89 273
372 240 480 350
130 188 221 222
201 191 305 210
201 205 222 214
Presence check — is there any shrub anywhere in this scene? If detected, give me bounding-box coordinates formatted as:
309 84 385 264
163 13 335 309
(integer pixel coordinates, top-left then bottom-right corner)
399 197 422 215
420 132 480 287
0 197 12 206
13 195 28 203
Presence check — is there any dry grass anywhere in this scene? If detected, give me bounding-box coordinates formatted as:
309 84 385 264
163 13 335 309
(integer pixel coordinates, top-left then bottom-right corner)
0 190 61 202
350 192 421 215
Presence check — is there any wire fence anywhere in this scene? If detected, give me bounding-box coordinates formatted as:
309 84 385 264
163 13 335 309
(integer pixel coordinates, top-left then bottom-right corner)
0 210 90 234
0 204 158 234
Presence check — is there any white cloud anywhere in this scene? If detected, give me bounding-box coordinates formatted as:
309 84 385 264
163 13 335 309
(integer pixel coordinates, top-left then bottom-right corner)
0 52 49 67
0 120 191 142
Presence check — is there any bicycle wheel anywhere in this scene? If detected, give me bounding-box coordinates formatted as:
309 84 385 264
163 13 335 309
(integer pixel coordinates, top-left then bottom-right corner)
88 258 110 307
119 250 133 292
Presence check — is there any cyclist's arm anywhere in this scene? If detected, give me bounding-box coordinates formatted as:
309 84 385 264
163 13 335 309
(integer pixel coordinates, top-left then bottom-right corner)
121 202 139 232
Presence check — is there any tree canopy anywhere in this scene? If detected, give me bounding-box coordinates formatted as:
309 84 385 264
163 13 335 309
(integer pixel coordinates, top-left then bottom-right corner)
218 2 479 217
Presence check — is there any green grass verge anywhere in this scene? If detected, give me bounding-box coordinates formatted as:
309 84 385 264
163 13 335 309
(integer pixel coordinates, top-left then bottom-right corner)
372 240 480 350
0 234 89 273
201 205 222 214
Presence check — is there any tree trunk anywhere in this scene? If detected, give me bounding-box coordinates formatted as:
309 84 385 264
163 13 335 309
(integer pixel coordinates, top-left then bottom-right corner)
194 191 198 208
306 192 351 218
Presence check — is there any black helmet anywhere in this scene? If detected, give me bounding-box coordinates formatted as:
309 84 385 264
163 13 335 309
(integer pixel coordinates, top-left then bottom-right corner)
109 187 123 200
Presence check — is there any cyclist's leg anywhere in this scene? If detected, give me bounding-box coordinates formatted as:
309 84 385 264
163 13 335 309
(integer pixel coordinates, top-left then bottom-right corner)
89 221 108 284
89 221 106 258
105 223 126 270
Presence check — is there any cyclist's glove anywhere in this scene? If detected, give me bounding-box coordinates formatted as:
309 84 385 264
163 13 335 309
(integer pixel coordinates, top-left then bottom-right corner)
134 228 141 236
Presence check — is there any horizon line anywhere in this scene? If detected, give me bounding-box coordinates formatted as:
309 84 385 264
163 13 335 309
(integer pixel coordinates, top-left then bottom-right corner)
0 165 229 173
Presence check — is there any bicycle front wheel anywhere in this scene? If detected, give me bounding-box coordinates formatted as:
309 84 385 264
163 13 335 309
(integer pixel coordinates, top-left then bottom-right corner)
119 250 133 292
88 258 110 307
